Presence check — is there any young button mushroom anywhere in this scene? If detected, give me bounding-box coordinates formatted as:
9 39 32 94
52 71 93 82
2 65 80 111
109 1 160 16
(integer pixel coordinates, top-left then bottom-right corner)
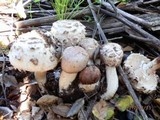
59 46 89 93
79 65 101 92
8 30 58 92
124 53 159 93
51 20 86 48
79 37 99 65
100 43 123 100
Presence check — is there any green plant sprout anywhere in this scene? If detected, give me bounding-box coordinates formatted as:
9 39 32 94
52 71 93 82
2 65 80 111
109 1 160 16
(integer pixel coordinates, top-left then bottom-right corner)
51 0 85 20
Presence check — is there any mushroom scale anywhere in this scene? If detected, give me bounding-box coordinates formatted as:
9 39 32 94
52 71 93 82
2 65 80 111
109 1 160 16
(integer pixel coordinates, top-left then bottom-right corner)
124 53 159 93
51 20 86 48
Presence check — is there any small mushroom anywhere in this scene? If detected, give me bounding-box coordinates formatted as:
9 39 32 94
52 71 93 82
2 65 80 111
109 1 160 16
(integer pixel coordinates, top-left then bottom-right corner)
79 65 101 92
51 20 86 48
100 43 123 100
59 46 89 93
8 30 58 92
124 53 159 93
79 37 99 65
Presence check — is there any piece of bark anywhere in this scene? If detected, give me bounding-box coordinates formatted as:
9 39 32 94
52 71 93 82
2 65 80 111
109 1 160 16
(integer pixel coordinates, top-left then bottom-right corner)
14 8 91 28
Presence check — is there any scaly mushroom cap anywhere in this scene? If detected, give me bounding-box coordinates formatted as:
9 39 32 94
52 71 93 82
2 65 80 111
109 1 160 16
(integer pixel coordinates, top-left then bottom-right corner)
8 30 58 72
79 38 99 59
124 53 158 93
61 46 89 73
100 43 123 67
51 20 86 48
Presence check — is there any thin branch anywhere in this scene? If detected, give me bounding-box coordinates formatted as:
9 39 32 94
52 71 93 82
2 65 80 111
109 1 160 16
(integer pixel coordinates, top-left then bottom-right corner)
117 66 148 120
87 0 108 44
101 1 152 28
100 8 160 51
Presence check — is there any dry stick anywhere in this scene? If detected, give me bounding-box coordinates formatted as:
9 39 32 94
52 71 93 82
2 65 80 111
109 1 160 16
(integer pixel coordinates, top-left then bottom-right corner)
1 53 7 100
137 0 160 5
14 8 90 28
101 1 152 28
100 8 160 51
87 0 108 44
117 66 148 120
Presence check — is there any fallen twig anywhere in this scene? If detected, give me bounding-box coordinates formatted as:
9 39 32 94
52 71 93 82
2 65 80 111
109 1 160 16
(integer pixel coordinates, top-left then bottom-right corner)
101 1 152 28
87 0 108 44
117 66 148 120
100 8 160 51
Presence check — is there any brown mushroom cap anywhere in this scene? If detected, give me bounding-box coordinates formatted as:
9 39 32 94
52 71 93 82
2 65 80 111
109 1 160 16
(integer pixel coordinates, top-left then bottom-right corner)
79 66 101 84
61 46 89 73
100 43 123 67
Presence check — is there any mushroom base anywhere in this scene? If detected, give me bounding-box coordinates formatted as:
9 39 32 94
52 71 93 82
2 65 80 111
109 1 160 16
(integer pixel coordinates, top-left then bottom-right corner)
79 81 99 93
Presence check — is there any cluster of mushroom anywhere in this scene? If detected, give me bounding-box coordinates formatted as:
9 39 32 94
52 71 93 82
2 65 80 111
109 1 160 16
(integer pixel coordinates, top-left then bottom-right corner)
50 20 125 100
8 19 124 100
8 19 158 102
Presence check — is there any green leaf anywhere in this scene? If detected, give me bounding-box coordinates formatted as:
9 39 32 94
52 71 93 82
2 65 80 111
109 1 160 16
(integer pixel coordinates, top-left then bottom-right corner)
115 95 134 112
34 0 41 3
92 100 115 120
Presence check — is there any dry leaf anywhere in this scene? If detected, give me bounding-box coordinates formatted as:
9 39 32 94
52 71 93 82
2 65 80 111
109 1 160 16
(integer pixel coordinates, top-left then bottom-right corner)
92 99 114 120
31 106 44 120
0 74 17 87
52 104 71 117
154 98 160 106
37 95 59 106
67 98 84 117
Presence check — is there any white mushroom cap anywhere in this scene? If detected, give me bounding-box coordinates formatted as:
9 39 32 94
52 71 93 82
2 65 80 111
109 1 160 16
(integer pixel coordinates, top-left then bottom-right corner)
124 53 158 93
79 37 99 59
100 43 123 67
61 46 89 73
51 20 86 48
8 33 58 72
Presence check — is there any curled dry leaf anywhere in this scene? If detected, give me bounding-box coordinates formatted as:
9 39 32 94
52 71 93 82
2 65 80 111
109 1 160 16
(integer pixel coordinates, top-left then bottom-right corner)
92 100 115 120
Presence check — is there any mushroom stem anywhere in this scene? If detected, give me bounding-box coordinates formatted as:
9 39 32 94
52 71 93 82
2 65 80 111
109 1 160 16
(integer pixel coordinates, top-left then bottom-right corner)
145 57 160 74
59 71 77 92
101 66 118 100
34 72 46 92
